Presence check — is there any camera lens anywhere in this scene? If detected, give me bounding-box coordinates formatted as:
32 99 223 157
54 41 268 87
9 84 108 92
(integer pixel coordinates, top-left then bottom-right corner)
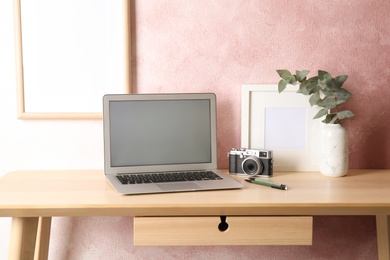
241 156 263 176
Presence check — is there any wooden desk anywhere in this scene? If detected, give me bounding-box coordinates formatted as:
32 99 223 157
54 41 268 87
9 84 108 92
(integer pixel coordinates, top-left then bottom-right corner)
0 170 389 260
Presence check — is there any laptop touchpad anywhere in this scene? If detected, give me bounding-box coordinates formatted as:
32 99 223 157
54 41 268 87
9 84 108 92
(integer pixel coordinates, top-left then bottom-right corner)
157 182 200 191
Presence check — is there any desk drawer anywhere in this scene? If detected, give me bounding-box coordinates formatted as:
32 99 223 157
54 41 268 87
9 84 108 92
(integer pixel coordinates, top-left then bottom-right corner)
134 216 312 246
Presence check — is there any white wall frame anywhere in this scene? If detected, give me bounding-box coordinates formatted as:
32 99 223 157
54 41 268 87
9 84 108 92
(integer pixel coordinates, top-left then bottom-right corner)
241 84 321 171
14 0 131 119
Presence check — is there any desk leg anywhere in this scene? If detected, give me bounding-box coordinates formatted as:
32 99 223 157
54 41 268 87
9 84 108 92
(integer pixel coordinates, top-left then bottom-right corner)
34 217 52 260
376 215 390 260
9 217 39 260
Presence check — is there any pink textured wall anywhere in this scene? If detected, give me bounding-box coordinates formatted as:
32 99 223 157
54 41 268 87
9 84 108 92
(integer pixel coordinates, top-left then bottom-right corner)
51 0 389 259
134 0 390 170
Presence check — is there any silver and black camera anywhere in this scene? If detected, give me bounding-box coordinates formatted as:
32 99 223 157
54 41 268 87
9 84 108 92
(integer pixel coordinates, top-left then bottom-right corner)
228 148 273 177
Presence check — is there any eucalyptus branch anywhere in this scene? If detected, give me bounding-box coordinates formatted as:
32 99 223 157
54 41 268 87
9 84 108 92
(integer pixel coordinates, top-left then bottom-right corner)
276 70 354 124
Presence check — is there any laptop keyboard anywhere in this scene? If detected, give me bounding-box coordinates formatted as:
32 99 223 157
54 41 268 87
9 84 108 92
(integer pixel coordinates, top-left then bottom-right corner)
116 171 223 185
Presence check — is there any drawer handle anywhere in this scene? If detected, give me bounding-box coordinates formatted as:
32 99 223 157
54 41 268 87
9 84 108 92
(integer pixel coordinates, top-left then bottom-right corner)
218 216 229 232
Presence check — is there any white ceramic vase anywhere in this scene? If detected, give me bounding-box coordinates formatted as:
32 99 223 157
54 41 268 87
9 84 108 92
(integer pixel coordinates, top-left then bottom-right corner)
320 123 349 177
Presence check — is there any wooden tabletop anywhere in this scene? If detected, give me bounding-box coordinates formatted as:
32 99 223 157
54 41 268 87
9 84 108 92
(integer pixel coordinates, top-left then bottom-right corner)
0 169 389 217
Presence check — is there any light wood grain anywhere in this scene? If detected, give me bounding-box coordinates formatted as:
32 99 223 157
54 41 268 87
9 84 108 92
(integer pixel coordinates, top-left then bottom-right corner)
134 216 312 246
1 169 390 259
0 170 389 217
377 215 390 260
8 217 39 260
34 217 51 260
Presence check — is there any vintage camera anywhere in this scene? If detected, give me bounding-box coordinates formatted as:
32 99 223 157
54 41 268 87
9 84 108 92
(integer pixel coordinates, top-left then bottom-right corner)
228 148 273 177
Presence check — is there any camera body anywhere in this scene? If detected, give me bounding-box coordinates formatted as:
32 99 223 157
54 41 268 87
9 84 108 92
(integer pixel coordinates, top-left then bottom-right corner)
228 148 273 177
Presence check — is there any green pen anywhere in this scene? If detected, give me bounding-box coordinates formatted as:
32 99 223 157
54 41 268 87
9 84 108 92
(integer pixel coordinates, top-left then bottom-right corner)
245 177 288 190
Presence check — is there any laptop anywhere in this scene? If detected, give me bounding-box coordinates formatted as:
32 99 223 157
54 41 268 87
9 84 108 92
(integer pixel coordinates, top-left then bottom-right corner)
102 93 243 195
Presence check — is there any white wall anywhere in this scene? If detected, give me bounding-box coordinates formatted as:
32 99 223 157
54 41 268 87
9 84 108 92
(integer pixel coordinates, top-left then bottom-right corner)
0 0 104 257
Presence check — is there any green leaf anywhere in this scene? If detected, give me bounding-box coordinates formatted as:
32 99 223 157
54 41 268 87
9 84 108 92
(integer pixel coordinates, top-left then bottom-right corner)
337 110 354 120
330 79 339 90
296 70 310 81
318 96 337 109
307 76 319 83
300 81 319 95
325 73 332 80
309 85 321 95
299 81 310 95
321 87 334 96
287 75 297 85
335 75 348 88
322 114 333 124
318 79 328 90
334 88 352 102
322 113 338 124
318 70 330 79
278 79 287 93
276 70 292 80
313 108 329 119
309 91 321 106
330 115 338 123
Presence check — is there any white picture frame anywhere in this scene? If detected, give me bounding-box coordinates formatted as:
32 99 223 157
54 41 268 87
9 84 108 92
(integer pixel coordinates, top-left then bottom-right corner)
14 0 131 119
241 84 321 171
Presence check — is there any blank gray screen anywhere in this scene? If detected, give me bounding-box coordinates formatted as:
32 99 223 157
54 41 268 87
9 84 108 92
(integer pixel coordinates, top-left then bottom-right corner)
109 99 212 167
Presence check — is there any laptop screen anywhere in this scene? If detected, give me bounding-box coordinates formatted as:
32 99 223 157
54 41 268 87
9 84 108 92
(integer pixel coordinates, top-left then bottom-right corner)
103 93 218 174
109 99 212 167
